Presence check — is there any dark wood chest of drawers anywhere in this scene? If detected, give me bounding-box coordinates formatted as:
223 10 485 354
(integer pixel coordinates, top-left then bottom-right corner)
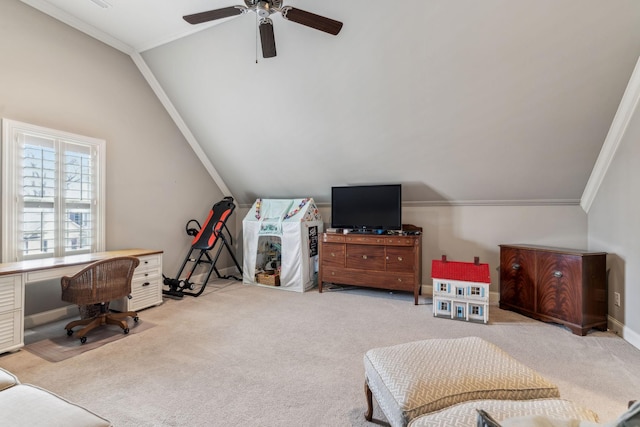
499 244 607 336
319 233 422 304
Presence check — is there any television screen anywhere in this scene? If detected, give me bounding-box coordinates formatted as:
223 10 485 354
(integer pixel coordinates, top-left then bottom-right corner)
331 184 402 231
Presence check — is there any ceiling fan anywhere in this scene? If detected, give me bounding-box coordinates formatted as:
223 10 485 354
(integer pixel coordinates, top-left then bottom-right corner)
183 0 343 59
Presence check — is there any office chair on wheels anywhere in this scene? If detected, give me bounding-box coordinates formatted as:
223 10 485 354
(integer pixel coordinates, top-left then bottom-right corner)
61 256 140 344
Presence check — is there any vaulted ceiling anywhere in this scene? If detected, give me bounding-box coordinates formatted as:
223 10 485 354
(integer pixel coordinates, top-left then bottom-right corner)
22 0 640 206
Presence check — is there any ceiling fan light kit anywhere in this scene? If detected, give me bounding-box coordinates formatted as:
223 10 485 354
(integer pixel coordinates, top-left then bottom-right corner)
183 0 343 59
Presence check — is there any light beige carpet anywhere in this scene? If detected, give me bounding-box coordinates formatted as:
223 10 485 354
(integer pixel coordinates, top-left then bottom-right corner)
24 319 156 362
1 280 639 426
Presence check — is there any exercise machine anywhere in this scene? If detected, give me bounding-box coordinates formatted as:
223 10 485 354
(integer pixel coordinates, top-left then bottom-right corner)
163 196 243 298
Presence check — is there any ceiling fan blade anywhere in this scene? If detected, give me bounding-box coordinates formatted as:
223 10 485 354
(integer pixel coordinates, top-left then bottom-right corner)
183 6 244 25
259 19 277 58
281 7 343 35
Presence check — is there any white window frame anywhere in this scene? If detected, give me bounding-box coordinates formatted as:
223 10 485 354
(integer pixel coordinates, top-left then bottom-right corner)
1 119 105 262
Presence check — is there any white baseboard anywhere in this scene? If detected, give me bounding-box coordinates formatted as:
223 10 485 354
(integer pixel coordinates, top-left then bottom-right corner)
25 305 76 329
608 316 640 351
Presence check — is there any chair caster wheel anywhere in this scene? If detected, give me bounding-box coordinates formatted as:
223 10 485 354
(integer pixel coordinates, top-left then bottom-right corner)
124 328 130 334
67 329 73 336
133 316 139 323
80 336 87 344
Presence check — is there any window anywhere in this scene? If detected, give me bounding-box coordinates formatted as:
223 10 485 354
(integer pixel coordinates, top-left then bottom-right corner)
470 286 481 296
471 305 481 315
439 283 448 292
456 287 464 296
439 301 449 311
2 119 105 262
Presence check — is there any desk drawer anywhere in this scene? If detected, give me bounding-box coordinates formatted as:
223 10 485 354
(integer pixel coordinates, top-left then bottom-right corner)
0 310 23 352
0 275 22 314
136 254 162 272
110 254 163 312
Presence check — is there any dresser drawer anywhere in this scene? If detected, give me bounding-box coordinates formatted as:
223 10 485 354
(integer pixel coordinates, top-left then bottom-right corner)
323 233 345 243
346 235 387 245
369 272 415 291
384 237 415 246
385 247 416 272
346 245 385 270
322 243 345 267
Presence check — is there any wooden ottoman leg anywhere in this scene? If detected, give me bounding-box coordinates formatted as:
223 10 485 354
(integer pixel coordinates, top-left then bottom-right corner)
364 380 373 421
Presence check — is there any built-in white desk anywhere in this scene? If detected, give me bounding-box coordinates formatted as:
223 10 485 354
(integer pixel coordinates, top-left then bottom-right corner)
0 249 163 354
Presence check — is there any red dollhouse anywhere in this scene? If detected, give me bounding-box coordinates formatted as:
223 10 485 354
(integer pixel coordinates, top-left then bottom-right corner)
431 255 491 323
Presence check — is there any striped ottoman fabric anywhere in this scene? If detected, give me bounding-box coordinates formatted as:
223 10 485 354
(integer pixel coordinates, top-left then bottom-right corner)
406 398 599 427
364 337 560 427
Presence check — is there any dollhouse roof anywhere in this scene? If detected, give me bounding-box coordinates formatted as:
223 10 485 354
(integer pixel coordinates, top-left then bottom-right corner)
431 259 491 283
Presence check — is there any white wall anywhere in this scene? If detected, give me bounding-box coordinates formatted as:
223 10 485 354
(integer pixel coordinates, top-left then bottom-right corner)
588 93 640 348
0 1 226 318
236 203 588 294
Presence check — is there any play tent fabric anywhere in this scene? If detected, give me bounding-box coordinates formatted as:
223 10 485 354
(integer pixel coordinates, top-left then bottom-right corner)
242 198 323 292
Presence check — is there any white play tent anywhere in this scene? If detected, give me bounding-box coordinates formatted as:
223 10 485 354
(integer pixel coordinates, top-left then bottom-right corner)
243 198 323 292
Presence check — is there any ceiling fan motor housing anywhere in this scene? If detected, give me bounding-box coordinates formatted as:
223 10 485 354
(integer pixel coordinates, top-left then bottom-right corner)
245 0 283 16
256 2 271 18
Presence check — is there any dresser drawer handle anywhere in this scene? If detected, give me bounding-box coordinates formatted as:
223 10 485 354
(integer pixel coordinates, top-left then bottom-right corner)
331 272 335 276
397 278 403 282
362 255 368 260
553 271 563 278
142 282 151 287
512 263 520 270
330 252 336 257
397 256 403 261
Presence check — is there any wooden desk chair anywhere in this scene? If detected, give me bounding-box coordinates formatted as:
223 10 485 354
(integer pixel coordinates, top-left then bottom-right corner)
61 256 140 344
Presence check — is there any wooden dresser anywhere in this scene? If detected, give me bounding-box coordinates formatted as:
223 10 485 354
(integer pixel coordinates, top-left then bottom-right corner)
499 244 607 336
319 232 422 304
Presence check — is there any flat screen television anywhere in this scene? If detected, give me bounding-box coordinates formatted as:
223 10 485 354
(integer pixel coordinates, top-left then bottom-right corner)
331 184 402 232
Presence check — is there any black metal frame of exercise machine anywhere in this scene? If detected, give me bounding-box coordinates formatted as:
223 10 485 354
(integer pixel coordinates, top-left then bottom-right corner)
163 197 243 298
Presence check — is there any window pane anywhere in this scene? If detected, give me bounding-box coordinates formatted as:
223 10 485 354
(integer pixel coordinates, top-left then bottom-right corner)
22 205 55 257
63 142 93 201
63 142 94 254
64 206 93 253
22 138 56 201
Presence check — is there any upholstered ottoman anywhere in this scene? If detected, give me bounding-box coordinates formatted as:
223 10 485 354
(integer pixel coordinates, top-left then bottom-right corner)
0 368 112 426
363 337 560 427
407 398 599 427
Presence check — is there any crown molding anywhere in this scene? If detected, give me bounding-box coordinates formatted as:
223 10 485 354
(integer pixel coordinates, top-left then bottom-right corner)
581 56 640 213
